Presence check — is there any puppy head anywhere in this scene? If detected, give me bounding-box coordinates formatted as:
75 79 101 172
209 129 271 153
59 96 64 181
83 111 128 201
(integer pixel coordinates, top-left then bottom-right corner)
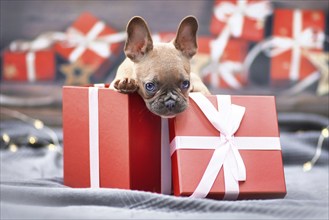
124 16 198 118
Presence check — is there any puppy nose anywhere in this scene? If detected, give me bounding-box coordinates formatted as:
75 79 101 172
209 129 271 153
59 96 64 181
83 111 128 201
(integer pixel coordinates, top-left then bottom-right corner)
164 99 176 111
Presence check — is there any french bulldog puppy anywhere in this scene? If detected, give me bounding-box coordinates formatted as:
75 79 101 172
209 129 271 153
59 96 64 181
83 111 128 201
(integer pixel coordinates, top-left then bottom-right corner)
110 16 210 118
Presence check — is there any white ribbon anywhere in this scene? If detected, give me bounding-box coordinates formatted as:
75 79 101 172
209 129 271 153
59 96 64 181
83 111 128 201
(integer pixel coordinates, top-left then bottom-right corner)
9 32 66 52
170 93 281 199
192 93 246 199
201 61 243 89
26 52 36 82
170 136 281 156
161 118 172 194
88 84 106 188
211 0 272 62
65 21 126 62
9 32 65 82
243 10 325 82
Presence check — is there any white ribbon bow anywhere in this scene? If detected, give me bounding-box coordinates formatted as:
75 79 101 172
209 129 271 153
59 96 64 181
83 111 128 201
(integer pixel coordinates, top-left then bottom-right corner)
214 0 272 38
201 61 243 89
188 93 246 199
211 0 272 62
65 21 126 62
262 28 325 58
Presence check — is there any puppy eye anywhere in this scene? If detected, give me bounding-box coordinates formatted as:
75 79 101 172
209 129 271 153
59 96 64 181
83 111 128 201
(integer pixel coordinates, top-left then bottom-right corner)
181 80 190 90
145 82 156 92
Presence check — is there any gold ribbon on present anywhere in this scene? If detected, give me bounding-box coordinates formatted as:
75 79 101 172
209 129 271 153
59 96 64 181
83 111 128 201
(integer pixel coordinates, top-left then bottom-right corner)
303 51 329 96
8 32 66 82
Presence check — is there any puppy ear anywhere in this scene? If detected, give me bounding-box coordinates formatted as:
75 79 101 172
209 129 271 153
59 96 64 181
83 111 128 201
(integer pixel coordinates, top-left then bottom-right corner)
174 16 198 59
124 16 153 62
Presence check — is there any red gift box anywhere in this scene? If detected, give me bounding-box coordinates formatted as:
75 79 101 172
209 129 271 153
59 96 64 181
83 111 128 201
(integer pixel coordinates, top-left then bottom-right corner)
169 93 286 199
152 32 176 43
270 9 325 83
210 0 272 41
2 50 55 82
199 38 248 89
55 12 125 79
63 84 171 193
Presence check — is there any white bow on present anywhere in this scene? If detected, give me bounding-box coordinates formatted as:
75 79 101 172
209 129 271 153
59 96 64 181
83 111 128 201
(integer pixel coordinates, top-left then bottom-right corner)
170 93 282 199
211 0 272 62
64 21 126 63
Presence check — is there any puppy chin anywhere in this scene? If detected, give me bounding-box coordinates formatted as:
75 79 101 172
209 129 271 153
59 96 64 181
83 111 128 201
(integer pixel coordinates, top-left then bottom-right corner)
147 108 177 118
150 107 188 119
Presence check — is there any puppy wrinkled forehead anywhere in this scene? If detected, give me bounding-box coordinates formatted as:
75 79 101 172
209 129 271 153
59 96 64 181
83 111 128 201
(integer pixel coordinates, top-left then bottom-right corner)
151 44 190 72
134 42 191 84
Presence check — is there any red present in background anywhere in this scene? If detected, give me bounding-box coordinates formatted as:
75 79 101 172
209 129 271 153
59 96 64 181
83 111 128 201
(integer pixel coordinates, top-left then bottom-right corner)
200 38 248 89
169 93 286 199
55 12 125 80
2 50 55 82
210 0 272 42
63 84 171 194
152 32 176 43
270 9 325 83
150 33 249 89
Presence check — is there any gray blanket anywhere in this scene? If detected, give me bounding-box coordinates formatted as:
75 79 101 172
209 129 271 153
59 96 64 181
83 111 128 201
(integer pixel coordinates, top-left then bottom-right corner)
1 113 328 219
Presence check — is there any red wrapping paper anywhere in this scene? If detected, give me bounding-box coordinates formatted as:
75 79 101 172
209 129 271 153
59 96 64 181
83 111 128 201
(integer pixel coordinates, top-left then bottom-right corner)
210 0 269 41
270 9 325 82
63 85 163 192
2 50 55 81
200 38 248 89
55 12 123 79
169 95 286 199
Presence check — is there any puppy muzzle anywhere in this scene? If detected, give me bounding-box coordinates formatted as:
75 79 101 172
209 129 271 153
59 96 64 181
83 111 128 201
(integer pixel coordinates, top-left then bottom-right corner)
146 91 188 118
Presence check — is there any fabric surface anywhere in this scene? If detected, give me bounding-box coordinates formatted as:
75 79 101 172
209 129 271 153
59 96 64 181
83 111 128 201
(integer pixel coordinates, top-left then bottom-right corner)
1 113 328 219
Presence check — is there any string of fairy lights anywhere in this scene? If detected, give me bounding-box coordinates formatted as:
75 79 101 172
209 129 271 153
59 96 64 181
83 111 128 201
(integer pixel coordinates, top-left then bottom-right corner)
1 107 62 154
303 126 329 171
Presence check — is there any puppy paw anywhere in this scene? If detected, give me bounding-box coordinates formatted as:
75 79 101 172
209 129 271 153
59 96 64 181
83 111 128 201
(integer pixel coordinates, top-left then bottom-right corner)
114 78 138 93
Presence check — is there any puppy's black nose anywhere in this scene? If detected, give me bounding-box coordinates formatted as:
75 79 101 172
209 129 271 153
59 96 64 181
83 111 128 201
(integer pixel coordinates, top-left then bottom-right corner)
164 99 176 111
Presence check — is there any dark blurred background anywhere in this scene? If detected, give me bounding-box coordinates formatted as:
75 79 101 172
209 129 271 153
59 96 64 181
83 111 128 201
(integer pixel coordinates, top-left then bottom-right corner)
0 0 328 127
1 0 328 50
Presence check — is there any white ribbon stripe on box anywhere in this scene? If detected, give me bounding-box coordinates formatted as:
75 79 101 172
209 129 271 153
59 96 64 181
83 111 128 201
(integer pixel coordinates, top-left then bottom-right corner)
243 9 325 84
161 118 172 195
9 32 65 82
170 92 281 199
66 21 126 62
88 84 105 188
